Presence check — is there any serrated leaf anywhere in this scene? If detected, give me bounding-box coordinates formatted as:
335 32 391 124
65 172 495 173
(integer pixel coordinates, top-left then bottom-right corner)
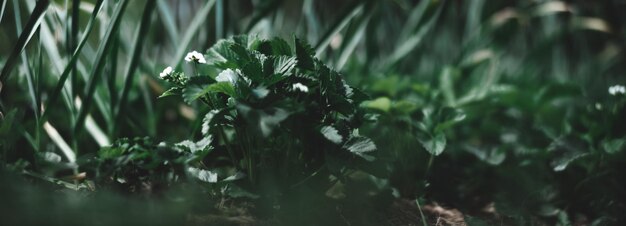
258 37 292 56
201 110 220 135
176 136 213 154
206 39 238 69
187 167 218 183
321 126 343 144
205 82 236 97
343 136 376 161
295 37 315 70
418 132 446 156
201 108 231 136
265 56 298 85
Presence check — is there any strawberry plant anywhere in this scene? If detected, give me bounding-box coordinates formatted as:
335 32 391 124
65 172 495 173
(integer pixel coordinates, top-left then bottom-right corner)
150 35 377 200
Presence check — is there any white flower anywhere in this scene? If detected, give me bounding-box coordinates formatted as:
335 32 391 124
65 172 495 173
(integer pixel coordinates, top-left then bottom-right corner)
608 85 625 95
292 83 309 93
184 50 206 64
159 66 173 78
215 69 239 84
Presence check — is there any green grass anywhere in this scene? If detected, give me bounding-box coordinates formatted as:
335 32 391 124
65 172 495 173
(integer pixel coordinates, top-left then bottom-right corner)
1 0 625 225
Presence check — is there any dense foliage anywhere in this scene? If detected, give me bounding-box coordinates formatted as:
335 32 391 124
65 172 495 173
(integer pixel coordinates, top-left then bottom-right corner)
1 0 626 225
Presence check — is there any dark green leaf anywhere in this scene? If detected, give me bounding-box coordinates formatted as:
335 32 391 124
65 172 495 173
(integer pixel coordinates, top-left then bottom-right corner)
295 37 315 70
418 131 446 156
343 135 376 161
602 138 625 154
158 87 183 98
0 0 49 82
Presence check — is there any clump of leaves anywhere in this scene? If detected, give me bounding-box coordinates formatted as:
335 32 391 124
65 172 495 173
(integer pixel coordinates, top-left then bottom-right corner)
90 136 212 194
158 35 376 199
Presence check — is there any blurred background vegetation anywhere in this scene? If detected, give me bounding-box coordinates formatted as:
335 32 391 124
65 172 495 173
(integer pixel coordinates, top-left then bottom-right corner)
1 0 625 225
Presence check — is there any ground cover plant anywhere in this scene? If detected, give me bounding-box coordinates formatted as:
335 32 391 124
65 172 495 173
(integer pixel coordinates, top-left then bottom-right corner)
1 0 626 225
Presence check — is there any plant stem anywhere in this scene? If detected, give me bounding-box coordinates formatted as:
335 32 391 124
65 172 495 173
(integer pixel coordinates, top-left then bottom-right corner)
415 198 429 226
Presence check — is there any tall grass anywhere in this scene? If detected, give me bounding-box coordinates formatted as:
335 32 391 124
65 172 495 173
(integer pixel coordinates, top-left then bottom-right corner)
1 0 625 224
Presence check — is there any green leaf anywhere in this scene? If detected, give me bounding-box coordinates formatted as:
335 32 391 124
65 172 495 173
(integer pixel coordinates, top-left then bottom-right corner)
321 126 343 144
158 87 183 98
265 56 297 85
187 167 218 183
98 147 124 159
434 107 466 133
181 76 216 104
391 100 418 115
201 108 231 135
206 82 236 97
602 138 624 154
206 39 238 69
257 37 292 56
343 136 376 161
362 97 391 112
0 0 49 82
295 37 315 70
418 132 446 156
176 136 213 154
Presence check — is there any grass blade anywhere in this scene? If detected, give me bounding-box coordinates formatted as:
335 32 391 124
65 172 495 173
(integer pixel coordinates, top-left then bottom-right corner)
70 0 80 104
244 0 282 33
114 0 156 137
42 0 105 120
385 0 445 68
0 0 49 83
157 1 179 46
43 121 75 163
335 2 374 70
73 0 130 136
313 0 364 58
170 0 216 68
397 0 431 42
216 0 224 40
0 0 7 25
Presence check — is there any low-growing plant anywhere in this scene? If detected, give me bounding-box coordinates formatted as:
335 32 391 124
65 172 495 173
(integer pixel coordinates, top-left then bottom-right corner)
99 35 378 204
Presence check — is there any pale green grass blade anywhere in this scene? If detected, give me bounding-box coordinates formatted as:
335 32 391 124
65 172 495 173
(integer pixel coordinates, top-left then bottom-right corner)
314 0 364 58
42 0 105 120
170 0 216 68
70 0 80 103
0 0 7 25
0 0 49 83
398 0 431 42
335 3 374 70
157 1 180 46
385 0 445 68
43 121 75 163
74 0 129 136
115 0 156 137
216 0 224 40
244 0 282 33
11 0 39 121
